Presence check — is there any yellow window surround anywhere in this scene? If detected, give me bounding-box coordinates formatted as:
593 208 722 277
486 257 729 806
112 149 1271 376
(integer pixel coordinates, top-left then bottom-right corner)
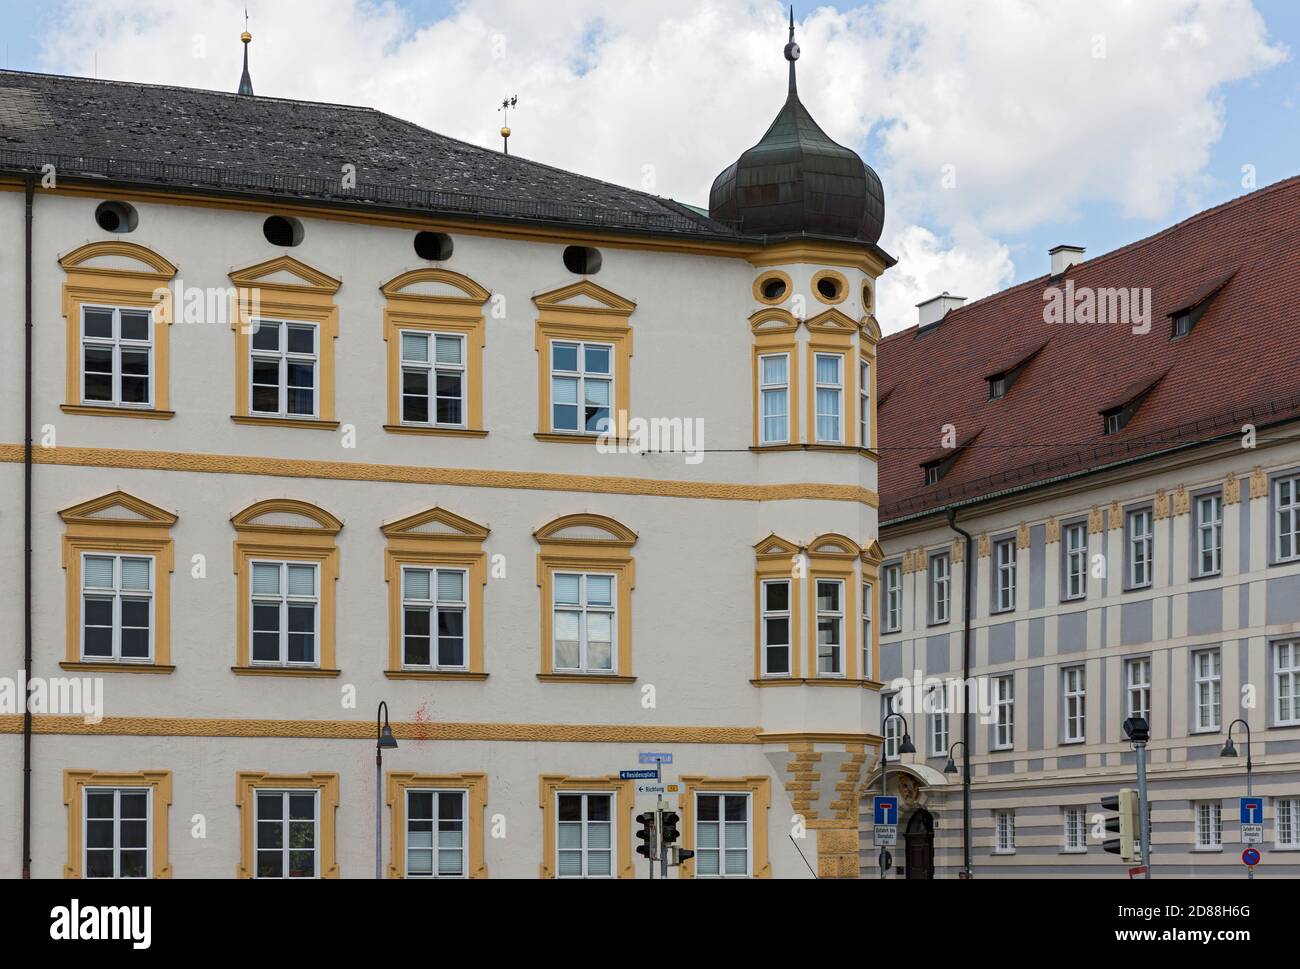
753 534 804 681
537 774 635 879
534 513 637 682
805 309 860 447
63 769 172 879
386 771 488 878
59 490 177 672
228 255 342 429
59 241 179 420
381 506 490 679
750 307 801 448
861 540 884 686
676 775 771 879
230 498 342 676
380 267 491 437
532 280 635 442
806 533 864 682
235 771 339 878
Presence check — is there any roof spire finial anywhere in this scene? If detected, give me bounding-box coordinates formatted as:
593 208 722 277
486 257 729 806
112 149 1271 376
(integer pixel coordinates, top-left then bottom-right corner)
238 9 254 97
783 5 801 97
498 94 517 155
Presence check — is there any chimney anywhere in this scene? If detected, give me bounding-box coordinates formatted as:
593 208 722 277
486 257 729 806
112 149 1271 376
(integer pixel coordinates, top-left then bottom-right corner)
1049 245 1085 276
916 291 967 329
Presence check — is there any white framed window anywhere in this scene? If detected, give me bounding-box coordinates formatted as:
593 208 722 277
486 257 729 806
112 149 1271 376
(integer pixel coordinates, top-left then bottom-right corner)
552 572 615 674
813 352 843 444
882 693 901 761
1196 493 1223 576
83 787 150 878
1193 648 1222 731
1064 523 1087 600
815 579 844 676
1126 657 1152 722
1276 474 1300 563
550 340 612 435
80 305 153 407
81 553 153 663
1127 508 1153 589
929 552 950 625
1276 639 1300 726
255 789 319 878
883 564 902 633
760 579 791 677
695 792 751 878
556 791 613 878
250 560 318 666
250 319 318 418
994 809 1015 854
1195 801 1222 850
993 675 1014 750
1276 798 1300 849
1062 666 1086 743
928 684 950 757
758 353 789 445
400 331 466 427
862 581 873 679
1063 807 1087 852
994 538 1016 612
858 358 870 446
401 566 467 670
405 789 467 877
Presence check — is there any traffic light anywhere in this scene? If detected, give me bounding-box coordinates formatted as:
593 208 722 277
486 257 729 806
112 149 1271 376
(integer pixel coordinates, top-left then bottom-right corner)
1102 789 1140 862
660 810 681 847
668 846 695 867
635 811 657 860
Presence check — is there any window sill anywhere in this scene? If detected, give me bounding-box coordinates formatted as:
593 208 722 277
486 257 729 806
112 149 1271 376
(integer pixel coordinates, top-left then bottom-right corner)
536 673 636 684
748 443 879 459
231 415 340 431
383 424 488 438
992 849 1016 856
384 670 488 681
1192 846 1224 853
1190 726 1222 736
231 666 342 678
62 404 175 420
61 661 175 674
1061 849 1089 855
534 432 630 445
749 677 870 688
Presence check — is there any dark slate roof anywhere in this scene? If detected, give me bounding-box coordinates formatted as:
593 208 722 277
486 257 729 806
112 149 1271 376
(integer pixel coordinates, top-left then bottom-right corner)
0 69 739 239
877 174 1300 523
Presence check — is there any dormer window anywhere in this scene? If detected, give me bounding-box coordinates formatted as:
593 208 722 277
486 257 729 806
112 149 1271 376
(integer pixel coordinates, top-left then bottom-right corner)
1098 369 1167 436
1172 311 1192 339
1103 409 1125 435
988 375 1007 400
983 339 1047 402
924 463 942 486
1166 269 1235 341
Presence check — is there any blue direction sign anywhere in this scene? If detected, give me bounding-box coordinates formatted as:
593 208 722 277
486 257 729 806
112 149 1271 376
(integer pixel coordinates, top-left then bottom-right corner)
1242 847 1261 867
873 796 899 826
619 769 660 780
639 752 673 765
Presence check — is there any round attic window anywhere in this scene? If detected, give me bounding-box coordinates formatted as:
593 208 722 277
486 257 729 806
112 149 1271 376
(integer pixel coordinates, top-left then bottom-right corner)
563 245 602 275
812 270 847 304
754 271 791 305
263 215 304 247
414 231 454 261
95 201 138 234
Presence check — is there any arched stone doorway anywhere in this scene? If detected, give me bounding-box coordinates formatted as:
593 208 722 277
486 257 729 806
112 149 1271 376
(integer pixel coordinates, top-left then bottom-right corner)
904 809 935 880
860 762 949 878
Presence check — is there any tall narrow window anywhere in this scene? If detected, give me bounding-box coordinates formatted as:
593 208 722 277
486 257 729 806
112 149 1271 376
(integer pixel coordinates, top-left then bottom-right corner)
1277 798 1300 849
883 564 902 633
1195 801 1222 849
862 581 873 679
1127 508 1153 588
1063 807 1087 852
760 579 791 677
882 693 901 761
550 341 612 434
405 789 467 878
1062 666 1086 743
1275 640 1300 726
401 567 467 670
994 538 1016 612
994 810 1015 854
400 331 466 427
552 573 616 674
858 358 870 446
1194 648 1222 731
814 353 843 443
1064 523 1087 600
815 579 844 676
929 552 950 625
928 684 950 756
250 561 319 667
1196 493 1223 576
1276 475 1300 562
694 793 751 878
556 792 613 878
83 787 150 878
255 789 319 878
81 306 153 407
1126 657 1151 722
81 553 153 663
993 675 1014 750
758 353 790 444
250 319 318 418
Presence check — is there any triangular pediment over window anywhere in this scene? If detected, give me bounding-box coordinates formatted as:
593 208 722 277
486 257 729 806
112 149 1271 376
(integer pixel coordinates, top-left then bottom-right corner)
59 490 178 526
381 506 490 540
754 534 801 557
229 255 341 294
533 280 635 317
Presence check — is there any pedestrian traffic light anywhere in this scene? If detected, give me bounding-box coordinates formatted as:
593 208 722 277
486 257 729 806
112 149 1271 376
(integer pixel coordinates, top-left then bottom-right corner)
635 811 657 860
660 810 681 847
1101 789 1140 862
668 846 695 867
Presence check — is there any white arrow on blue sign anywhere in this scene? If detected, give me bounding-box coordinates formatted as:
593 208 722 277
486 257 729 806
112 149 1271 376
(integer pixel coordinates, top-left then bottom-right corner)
620 769 660 780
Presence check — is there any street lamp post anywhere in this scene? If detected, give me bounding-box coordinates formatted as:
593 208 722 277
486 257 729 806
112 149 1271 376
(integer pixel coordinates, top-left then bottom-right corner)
943 741 971 878
880 710 916 879
1221 719 1254 880
376 701 398 879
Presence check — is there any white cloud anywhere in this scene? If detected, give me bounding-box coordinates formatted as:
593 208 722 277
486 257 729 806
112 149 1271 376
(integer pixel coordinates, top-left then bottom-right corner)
36 0 1287 332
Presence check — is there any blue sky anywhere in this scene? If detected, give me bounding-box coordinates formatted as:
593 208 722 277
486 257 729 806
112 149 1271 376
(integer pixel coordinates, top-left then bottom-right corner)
3 0 1296 326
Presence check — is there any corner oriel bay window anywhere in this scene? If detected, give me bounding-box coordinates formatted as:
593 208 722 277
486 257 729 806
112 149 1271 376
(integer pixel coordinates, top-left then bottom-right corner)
815 579 845 676
750 307 800 447
758 352 790 444
813 352 843 443
760 579 792 676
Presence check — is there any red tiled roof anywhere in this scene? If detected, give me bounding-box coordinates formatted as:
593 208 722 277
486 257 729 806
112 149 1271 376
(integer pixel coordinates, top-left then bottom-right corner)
877 175 1300 523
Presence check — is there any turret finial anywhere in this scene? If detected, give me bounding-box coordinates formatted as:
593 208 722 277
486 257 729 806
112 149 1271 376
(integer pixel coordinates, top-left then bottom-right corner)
783 6 800 95
238 9 254 96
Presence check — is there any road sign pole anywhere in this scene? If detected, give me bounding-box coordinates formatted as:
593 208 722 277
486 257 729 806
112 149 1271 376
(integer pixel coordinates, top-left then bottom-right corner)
1246 768 1255 881
1135 740 1152 880
658 796 668 880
